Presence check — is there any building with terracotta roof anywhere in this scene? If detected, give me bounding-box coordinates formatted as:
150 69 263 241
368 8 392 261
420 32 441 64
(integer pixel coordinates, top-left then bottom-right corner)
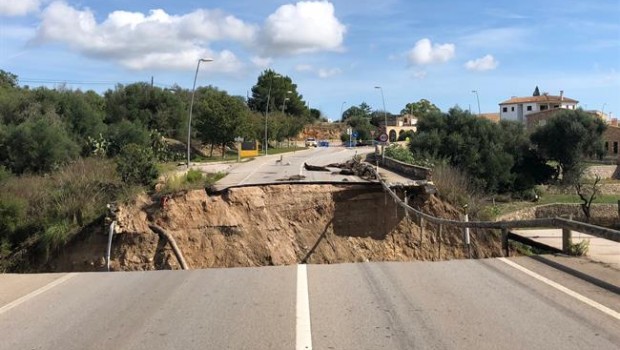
499 90 578 123
478 113 500 123
603 119 620 160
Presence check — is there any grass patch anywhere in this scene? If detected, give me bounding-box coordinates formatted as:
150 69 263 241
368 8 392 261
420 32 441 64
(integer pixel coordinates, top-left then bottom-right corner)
537 194 619 204
159 170 226 194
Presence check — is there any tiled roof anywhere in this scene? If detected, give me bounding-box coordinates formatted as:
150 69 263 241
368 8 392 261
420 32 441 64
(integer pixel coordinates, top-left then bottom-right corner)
479 113 500 123
499 95 578 105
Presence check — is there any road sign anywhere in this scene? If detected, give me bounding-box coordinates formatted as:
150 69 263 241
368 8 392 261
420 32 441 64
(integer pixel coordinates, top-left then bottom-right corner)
370 130 375 136
378 133 388 142
352 131 358 138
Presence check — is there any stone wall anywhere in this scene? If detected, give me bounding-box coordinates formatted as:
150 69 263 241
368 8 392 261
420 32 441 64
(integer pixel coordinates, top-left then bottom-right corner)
373 155 432 180
583 165 619 179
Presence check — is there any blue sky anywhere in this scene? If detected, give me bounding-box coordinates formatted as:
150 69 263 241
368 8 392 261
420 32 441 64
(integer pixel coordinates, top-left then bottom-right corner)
1 0 619 120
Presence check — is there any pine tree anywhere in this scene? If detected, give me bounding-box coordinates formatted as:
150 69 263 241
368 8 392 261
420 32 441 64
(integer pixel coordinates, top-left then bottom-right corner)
533 86 540 96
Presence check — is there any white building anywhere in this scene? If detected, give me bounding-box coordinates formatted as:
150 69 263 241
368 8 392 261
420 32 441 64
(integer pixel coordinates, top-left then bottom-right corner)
499 91 578 123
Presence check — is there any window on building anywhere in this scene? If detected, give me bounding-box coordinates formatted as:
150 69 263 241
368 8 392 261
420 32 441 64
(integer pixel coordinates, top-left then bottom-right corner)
527 106 532 111
554 105 559 108
511 106 514 112
540 105 547 111
614 142 618 154
502 107 507 113
605 142 609 151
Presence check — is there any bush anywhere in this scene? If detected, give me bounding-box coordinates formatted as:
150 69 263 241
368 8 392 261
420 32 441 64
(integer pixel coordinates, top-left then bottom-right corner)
116 144 159 186
384 144 434 168
186 169 204 183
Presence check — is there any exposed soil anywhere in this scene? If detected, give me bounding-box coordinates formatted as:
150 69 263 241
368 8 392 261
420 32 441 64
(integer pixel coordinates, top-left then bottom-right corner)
47 184 503 272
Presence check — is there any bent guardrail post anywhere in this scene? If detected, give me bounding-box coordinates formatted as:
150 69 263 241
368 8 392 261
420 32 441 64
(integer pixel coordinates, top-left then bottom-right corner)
148 224 190 270
501 228 509 257
106 221 115 272
369 163 620 250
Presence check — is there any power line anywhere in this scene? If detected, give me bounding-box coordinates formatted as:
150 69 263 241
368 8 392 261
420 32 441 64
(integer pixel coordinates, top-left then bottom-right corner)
18 79 178 88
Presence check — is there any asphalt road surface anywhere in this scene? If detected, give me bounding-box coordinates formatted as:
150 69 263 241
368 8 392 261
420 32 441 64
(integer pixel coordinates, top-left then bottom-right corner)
213 146 375 190
1 257 618 349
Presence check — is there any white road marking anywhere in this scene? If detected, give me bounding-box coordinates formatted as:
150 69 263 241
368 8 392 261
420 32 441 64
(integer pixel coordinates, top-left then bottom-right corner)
238 162 266 185
498 258 620 320
0 273 76 315
296 264 313 350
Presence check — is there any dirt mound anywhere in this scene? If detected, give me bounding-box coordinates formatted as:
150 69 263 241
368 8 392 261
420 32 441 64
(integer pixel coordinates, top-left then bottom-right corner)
298 123 346 140
47 185 502 272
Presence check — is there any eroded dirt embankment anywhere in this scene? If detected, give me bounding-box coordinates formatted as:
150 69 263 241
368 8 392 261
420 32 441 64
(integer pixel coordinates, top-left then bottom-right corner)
49 185 502 271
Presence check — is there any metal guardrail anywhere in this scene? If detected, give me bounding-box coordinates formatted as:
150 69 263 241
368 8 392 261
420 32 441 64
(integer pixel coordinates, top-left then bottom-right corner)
371 164 620 255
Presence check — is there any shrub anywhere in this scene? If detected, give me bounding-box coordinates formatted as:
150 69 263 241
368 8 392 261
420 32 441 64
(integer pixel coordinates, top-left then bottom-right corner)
186 169 204 183
116 144 159 186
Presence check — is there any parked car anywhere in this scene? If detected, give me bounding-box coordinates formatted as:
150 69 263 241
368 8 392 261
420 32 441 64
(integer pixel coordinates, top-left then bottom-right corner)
305 138 317 147
318 140 329 147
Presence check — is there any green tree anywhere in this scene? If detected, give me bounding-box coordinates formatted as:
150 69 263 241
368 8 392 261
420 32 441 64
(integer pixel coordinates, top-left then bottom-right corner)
106 120 151 156
342 102 372 121
400 99 441 118
1 116 79 174
248 70 308 117
410 107 543 193
116 144 158 186
0 70 18 89
104 83 186 138
194 87 252 157
533 86 540 96
530 110 606 184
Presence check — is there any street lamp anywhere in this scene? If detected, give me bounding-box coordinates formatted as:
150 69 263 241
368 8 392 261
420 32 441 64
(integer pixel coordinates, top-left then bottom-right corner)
264 73 282 155
340 101 347 120
472 90 481 116
374 86 387 132
375 86 388 162
187 58 213 169
281 90 292 113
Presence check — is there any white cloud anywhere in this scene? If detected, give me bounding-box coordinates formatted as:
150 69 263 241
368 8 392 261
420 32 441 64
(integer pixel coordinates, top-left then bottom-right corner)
318 68 341 78
460 27 530 50
295 64 314 72
412 70 427 79
33 2 255 71
294 63 340 78
408 38 455 65
464 54 499 71
261 1 346 54
251 56 273 68
0 0 40 16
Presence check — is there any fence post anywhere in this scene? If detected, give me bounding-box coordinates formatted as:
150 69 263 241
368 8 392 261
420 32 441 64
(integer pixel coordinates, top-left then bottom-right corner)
419 217 424 246
501 228 509 257
404 190 409 220
562 227 572 253
438 224 443 260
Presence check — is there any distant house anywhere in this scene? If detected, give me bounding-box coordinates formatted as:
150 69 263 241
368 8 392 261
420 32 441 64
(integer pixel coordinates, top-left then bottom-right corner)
378 114 417 142
499 90 578 123
603 119 620 160
479 113 500 123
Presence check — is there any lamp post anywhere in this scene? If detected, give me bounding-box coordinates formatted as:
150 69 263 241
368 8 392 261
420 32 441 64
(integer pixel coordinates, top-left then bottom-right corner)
375 86 388 162
472 90 481 116
374 86 387 132
281 90 292 113
187 58 213 169
340 101 347 120
264 73 282 155
281 96 290 113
